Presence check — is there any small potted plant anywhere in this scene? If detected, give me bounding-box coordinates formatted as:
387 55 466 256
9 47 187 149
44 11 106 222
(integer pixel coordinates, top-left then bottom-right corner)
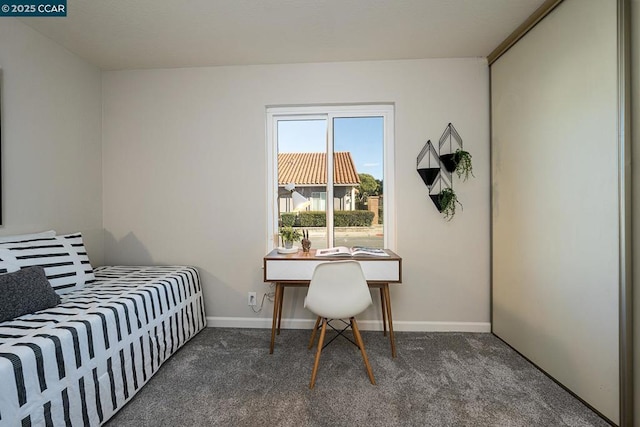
279 226 302 249
440 149 474 181
435 188 462 221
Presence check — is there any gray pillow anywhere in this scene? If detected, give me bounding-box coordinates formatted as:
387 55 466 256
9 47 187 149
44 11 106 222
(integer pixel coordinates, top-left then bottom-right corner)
0 266 61 322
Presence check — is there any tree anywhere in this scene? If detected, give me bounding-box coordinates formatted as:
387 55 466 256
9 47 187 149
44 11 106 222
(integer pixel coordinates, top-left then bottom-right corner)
375 179 383 195
357 173 378 203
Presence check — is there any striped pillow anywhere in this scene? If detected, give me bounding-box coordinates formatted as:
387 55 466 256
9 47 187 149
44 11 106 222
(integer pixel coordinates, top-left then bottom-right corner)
0 233 95 295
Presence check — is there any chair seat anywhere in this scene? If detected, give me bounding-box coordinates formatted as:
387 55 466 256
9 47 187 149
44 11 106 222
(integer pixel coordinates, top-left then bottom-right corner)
304 296 371 320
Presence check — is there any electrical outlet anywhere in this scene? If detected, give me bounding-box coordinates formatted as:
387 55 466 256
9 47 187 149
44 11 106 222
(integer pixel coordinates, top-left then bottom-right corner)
248 292 257 306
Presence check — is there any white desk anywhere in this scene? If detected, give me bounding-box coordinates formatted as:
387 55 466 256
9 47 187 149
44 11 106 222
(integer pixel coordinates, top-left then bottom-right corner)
263 248 402 357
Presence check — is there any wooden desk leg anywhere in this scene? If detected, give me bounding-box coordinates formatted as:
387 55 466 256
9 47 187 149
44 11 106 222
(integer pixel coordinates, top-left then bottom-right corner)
270 283 282 354
383 284 397 358
380 288 387 337
277 285 284 335
308 316 321 349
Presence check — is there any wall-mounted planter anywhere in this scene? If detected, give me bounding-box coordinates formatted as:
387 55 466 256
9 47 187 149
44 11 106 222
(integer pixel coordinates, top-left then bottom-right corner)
416 123 472 220
439 153 458 173
417 168 440 188
429 194 443 212
427 173 450 212
416 140 441 190
441 150 474 180
438 188 462 220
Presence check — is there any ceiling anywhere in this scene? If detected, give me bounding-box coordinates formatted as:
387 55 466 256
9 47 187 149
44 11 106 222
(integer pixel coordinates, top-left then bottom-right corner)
19 0 546 71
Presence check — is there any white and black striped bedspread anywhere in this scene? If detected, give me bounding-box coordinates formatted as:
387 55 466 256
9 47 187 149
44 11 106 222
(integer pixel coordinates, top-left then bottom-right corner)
0 265 206 427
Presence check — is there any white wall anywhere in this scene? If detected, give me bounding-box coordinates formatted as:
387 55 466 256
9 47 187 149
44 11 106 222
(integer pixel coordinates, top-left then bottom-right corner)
491 0 619 422
0 19 103 264
102 58 491 331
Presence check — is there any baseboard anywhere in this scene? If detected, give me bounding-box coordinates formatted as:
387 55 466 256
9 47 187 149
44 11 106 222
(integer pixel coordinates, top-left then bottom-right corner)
206 317 491 333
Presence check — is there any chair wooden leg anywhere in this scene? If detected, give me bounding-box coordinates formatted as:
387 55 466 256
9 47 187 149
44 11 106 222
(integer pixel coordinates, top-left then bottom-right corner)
309 318 327 389
308 316 321 349
350 317 375 385
380 288 387 337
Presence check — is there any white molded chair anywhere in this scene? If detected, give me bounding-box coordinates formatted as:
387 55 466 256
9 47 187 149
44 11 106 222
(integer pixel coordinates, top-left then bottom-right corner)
304 261 375 389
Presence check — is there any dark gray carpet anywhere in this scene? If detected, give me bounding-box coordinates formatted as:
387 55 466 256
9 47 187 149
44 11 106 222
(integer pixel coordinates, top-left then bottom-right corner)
106 327 609 427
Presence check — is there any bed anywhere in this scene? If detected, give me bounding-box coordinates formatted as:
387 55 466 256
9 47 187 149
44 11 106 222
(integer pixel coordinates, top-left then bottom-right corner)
0 265 206 426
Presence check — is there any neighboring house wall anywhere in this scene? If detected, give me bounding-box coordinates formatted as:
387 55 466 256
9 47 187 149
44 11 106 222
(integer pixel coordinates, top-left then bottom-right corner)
279 185 355 213
0 19 103 265
102 58 490 331
333 186 355 210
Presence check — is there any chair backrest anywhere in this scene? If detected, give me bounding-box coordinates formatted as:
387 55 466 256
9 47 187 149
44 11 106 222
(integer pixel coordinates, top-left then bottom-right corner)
304 261 372 319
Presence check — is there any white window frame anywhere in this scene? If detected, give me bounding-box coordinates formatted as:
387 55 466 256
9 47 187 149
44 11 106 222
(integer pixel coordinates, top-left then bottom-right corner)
266 104 395 251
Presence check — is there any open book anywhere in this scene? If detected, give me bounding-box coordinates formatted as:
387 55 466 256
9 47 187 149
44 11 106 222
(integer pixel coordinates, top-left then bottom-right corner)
316 246 389 257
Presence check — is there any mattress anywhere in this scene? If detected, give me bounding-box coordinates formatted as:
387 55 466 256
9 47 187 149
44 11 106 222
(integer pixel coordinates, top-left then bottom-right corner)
0 265 206 427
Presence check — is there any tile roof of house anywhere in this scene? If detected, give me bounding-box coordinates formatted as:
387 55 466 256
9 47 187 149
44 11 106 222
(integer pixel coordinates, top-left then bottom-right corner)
278 152 361 186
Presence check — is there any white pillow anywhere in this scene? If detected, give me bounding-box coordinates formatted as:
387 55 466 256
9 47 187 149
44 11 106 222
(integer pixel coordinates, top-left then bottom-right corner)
0 232 95 295
0 230 56 243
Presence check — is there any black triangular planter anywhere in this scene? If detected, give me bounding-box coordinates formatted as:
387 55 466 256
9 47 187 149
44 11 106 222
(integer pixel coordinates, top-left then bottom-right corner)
417 168 440 188
439 153 458 173
429 194 443 212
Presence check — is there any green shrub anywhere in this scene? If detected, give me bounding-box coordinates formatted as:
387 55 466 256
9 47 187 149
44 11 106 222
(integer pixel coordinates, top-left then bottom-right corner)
299 211 325 227
334 210 374 227
279 210 375 227
280 212 296 227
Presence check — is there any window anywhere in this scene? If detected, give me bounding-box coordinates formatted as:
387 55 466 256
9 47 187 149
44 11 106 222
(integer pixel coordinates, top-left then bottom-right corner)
311 192 326 211
266 105 395 250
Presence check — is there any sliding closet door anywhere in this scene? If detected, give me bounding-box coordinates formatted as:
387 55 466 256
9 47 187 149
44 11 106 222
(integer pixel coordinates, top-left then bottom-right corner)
491 0 620 423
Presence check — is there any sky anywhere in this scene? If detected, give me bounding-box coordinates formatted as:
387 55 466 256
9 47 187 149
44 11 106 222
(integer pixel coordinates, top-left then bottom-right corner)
277 117 384 179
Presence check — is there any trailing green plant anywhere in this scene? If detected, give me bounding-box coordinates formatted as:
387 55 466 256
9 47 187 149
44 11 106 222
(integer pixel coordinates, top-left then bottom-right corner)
439 188 462 221
453 149 474 181
279 226 302 243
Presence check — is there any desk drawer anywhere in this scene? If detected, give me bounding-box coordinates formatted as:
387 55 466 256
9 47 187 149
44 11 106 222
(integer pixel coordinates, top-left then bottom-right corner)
265 259 400 282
